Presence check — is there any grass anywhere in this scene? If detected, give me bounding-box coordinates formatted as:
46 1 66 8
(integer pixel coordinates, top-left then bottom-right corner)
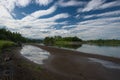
0 40 15 53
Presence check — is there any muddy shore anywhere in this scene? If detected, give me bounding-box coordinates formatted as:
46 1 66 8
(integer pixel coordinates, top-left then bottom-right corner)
0 44 120 80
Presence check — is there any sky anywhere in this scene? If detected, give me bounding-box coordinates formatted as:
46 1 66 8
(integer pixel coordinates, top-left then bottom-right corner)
0 0 120 40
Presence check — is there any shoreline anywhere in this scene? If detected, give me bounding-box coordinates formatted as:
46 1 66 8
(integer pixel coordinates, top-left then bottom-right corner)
34 44 120 80
34 44 120 63
0 44 120 80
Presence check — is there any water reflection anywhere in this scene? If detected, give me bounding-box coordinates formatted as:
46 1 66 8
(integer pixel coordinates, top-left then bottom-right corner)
56 44 120 58
21 45 50 64
56 44 82 49
89 58 120 69
76 44 120 58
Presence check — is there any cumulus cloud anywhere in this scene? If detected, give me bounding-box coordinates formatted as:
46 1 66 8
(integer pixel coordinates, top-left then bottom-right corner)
99 0 120 9
77 8 83 13
84 10 120 19
0 5 13 19
22 5 56 21
0 0 15 12
64 21 120 40
0 3 70 39
80 17 120 26
35 0 53 6
0 0 54 12
16 0 31 7
82 0 105 12
43 13 70 21
58 0 85 7
0 0 31 12
67 16 120 40
82 0 120 12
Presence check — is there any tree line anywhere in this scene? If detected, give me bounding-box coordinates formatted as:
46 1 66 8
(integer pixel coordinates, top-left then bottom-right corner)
0 28 27 42
44 36 82 46
0 28 42 43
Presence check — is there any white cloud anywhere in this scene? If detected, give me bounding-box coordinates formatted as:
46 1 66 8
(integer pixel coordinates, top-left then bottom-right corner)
77 8 83 13
16 0 31 7
62 16 120 40
65 22 120 40
82 0 120 12
84 10 120 19
21 12 27 16
22 5 56 21
35 0 53 6
80 17 120 26
0 0 16 12
42 13 70 21
0 3 70 39
58 0 85 7
99 0 120 9
0 0 53 13
82 0 105 12
0 0 31 12
0 5 13 19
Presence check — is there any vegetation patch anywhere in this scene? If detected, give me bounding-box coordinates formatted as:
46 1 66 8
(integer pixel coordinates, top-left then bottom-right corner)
0 40 15 53
44 36 82 46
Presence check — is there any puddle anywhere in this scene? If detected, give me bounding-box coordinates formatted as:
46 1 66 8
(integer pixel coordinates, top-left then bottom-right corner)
89 58 120 69
21 45 50 64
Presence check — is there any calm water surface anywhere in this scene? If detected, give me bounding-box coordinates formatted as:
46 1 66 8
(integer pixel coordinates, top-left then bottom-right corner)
20 44 120 69
76 44 120 58
21 45 50 64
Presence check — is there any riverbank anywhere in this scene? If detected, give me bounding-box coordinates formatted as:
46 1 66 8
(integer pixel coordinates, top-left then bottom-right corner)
34 44 120 80
0 44 120 80
0 47 41 80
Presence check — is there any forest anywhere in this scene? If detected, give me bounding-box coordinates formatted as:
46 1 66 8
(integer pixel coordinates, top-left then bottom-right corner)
0 28 27 42
0 28 42 43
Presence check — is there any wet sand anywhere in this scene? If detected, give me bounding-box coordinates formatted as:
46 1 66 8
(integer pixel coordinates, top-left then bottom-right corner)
0 44 120 80
35 44 120 80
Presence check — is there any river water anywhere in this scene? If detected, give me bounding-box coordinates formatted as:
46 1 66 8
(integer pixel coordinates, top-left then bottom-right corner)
20 45 50 64
20 44 120 69
76 44 120 58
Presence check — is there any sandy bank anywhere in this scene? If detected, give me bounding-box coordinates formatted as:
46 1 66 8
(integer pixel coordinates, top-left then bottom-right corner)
33 44 120 80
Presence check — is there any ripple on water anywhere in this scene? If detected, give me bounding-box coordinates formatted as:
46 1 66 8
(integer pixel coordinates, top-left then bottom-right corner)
20 45 50 64
89 58 120 69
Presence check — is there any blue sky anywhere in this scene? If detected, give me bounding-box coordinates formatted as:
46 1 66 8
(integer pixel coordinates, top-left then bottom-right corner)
0 0 120 40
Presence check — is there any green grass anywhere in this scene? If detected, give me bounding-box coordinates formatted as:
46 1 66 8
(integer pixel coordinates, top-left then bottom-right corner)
0 40 15 53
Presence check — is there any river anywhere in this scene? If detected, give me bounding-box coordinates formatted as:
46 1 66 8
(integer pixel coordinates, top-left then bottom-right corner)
76 44 120 58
